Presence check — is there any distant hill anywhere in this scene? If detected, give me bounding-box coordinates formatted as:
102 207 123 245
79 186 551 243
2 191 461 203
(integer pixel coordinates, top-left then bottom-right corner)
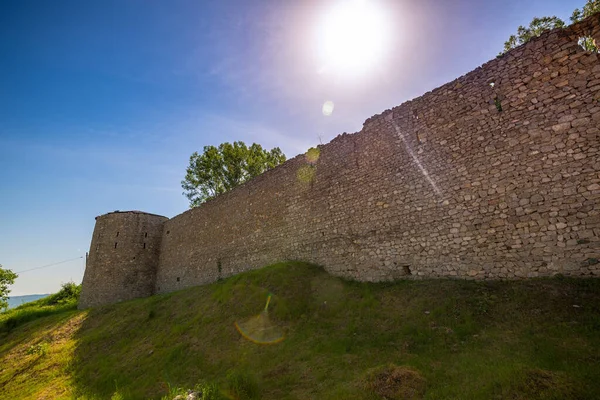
7 294 49 309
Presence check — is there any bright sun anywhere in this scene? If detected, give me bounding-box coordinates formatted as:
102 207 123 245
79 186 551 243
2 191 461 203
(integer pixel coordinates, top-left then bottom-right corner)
316 0 391 78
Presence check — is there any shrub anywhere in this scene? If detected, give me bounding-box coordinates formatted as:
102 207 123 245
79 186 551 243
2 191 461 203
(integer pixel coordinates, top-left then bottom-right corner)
47 282 81 305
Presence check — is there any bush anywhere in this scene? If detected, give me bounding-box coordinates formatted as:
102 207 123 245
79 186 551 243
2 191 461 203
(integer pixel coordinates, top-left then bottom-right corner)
47 282 81 305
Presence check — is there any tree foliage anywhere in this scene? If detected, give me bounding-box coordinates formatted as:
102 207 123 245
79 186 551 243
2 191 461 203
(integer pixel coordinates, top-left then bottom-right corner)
182 141 286 207
501 1 600 54
0 264 18 311
571 0 600 52
571 0 600 23
502 16 565 54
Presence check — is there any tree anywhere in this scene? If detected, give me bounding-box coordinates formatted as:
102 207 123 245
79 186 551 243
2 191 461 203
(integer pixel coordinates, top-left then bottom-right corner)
571 0 600 23
571 0 600 52
501 1 600 54
182 141 286 207
0 264 18 311
502 16 565 54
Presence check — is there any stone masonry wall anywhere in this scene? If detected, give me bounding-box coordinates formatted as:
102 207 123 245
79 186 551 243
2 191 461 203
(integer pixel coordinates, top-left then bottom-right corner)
153 14 600 294
79 211 168 308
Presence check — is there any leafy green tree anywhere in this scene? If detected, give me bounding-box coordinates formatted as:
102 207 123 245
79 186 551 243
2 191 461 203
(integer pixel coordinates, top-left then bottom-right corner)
182 141 286 207
502 1 600 54
502 16 565 54
0 264 18 311
571 0 600 23
571 0 600 52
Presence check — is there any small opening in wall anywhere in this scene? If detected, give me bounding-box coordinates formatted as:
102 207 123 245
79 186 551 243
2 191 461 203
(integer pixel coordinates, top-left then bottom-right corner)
167 230 170 235
132 256 136 260
143 243 146 249
116 231 119 237
145 232 148 238
114 242 118 249
578 36 599 53
403 265 412 276
176 277 180 282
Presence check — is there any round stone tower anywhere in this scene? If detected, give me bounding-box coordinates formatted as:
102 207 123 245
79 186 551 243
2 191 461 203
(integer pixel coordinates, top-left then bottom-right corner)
79 211 168 309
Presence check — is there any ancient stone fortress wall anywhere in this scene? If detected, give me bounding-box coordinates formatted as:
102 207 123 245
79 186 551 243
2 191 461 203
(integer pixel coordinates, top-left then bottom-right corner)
80 14 600 307
79 211 168 308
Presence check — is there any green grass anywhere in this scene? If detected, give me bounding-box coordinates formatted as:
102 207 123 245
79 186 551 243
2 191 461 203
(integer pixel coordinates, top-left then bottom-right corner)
1 263 599 399
0 282 80 334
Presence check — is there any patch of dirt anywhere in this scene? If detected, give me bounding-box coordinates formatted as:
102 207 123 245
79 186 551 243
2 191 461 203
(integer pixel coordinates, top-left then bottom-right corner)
361 364 426 400
46 313 86 344
508 369 578 400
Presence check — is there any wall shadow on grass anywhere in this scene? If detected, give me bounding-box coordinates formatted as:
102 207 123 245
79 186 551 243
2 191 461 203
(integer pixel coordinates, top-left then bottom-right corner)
69 262 327 399
68 264 600 399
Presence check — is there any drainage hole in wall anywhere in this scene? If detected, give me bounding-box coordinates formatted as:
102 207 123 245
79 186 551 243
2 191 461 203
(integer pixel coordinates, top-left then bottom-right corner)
403 265 412 276
143 243 146 249
176 277 180 282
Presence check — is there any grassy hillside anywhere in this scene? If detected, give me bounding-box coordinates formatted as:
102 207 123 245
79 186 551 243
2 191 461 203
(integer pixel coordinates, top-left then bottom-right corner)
1 262 599 399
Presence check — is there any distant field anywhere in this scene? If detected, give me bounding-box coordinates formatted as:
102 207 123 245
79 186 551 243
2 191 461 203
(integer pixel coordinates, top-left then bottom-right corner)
7 294 49 310
1 262 599 399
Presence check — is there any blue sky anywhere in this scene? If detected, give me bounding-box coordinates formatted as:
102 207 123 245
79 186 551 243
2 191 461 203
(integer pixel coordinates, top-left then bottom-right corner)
0 0 580 295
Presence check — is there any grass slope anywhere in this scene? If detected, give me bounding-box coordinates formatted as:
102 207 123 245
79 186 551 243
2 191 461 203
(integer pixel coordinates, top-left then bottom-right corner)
1 262 599 399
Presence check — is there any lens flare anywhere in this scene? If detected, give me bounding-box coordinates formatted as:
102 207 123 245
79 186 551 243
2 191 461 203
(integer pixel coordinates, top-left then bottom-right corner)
305 147 321 164
297 165 317 184
235 295 284 345
322 100 334 116
391 120 441 196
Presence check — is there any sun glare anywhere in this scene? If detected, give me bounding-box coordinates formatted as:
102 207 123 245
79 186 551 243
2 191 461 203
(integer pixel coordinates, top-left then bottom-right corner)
322 100 334 116
316 0 390 78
